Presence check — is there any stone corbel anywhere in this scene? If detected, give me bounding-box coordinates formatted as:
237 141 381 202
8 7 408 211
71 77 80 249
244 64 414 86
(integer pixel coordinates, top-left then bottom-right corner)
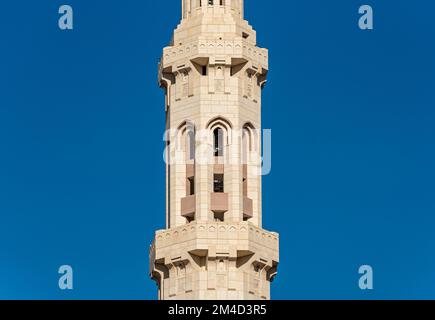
258 73 268 89
176 62 193 98
209 57 232 94
158 64 175 112
266 263 278 282
166 252 191 267
175 63 192 74
245 64 268 100
150 262 170 300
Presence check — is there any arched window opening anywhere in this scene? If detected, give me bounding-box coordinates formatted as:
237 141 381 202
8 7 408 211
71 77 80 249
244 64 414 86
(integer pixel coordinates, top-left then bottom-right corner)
242 123 258 153
214 128 224 157
187 129 195 161
213 174 224 193
216 66 223 78
242 124 256 222
179 121 196 224
242 128 250 165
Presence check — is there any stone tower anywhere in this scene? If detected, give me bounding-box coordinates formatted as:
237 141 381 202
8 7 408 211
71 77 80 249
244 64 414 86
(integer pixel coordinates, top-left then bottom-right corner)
150 0 279 300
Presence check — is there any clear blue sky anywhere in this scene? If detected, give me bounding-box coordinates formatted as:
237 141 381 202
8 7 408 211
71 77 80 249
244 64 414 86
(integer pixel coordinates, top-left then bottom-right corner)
0 0 434 300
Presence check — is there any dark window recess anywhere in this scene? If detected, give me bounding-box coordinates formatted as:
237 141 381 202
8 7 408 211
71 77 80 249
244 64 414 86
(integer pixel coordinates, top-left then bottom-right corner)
188 177 195 196
214 174 224 193
209 0 213 5
214 212 224 222
213 128 224 156
202 65 207 76
188 130 195 160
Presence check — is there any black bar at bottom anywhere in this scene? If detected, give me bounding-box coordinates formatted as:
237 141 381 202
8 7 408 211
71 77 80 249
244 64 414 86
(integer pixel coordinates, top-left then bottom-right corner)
0 300 432 318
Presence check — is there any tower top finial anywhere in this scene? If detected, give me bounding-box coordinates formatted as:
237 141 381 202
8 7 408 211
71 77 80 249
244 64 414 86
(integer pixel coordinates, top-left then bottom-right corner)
182 0 244 20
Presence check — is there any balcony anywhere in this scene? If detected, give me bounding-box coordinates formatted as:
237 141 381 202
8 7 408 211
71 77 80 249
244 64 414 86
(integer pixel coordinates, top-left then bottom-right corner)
210 192 228 213
160 39 268 72
243 196 253 219
181 195 195 217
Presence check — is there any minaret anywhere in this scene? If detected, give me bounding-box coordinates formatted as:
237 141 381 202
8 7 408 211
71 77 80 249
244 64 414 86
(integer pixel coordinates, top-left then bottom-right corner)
150 0 279 300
